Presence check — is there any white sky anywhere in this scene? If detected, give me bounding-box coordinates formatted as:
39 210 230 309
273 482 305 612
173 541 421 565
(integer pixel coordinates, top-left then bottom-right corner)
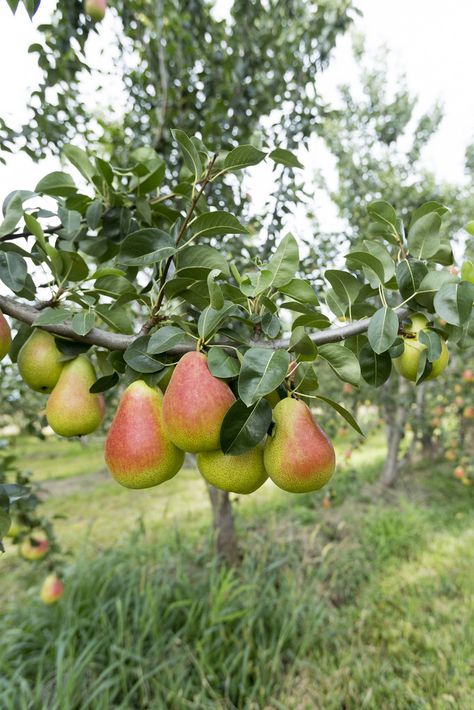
0 0 473 215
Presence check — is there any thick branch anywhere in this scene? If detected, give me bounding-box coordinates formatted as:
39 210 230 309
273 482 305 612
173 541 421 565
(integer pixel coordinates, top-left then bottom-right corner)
0 294 410 354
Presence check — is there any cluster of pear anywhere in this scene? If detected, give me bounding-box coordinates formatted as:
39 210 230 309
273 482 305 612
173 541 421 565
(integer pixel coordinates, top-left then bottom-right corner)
394 314 449 382
105 352 336 495
3 321 106 437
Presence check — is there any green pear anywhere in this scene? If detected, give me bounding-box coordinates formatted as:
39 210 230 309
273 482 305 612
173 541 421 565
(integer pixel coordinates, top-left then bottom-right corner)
105 381 184 489
197 444 268 494
264 397 336 493
0 310 11 361
17 330 64 393
163 351 235 452
394 315 449 382
6 517 25 538
46 356 105 437
85 0 106 22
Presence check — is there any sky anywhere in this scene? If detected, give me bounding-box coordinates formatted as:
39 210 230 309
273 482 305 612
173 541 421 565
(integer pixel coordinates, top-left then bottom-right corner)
0 0 473 212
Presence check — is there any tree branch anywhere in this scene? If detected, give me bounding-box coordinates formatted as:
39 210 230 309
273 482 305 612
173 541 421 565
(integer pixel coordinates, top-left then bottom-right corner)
0 293 410 355
0 225 60 243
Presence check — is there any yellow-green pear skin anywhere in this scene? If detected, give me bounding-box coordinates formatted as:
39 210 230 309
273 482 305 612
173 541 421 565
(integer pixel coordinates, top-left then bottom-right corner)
105 381 184 489
19 532 49 561
0 310 11 361
197 445 268 494
264 398 336 493
163 351 235 452
17 330 64 393
46 356 105 437
40 573 64 604
394 335 449 382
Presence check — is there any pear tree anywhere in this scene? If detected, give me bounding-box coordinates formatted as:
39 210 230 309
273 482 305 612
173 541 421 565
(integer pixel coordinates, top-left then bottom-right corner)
0 134 472 570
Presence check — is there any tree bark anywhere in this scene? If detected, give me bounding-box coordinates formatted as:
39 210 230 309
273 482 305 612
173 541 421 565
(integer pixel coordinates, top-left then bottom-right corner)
380 380 411 488
207 485 241 566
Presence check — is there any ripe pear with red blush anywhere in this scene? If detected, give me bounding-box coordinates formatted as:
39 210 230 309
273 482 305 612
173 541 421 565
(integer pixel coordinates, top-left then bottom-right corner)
20 532 49 561
40 573 65 604
264 397 336 493
46 356 105 437
85 0 106 22
105 381 184 489
0 310 11 361
163 351 235 452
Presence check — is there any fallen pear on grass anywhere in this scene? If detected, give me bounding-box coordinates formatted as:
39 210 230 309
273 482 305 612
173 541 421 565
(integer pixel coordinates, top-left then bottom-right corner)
46 356 105 437
40 573 64 604
197 444 268 494
0 310 11 361
17 330 64 393
264 397 336 493
394 314 449 382
163 351 235 452
105 381 184 489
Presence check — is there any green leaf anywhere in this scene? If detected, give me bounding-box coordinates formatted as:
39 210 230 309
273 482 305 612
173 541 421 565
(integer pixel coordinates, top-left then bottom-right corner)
345 251 386 285
278 278 319 305
59 252 89 282
35 171 76 197
207 347 241 378
465 221 474 236
62 144 97 182
223 145 266 172
418 329 442 362
0 251 28 292
367 307 399 354
407 212 441 259
89 372 119 394
71 312 95 337
415 270 457 309
171 129 202 181
261 312 281 339
189 211 248 241
176 245 230 277
410 201 449 226
240 269 273 297
312 394 364 436
198 302 240 340
118 229 175 267
395 258 428 301
95 305 134 334
268 148 303 169
293 361 319 394
238 348 289 406
325 269 360 305
461 260 474 285
433 281 474 326
123 336 164 374
86 200 103 229
94 275 136 297
318 344 361 386
33 307 72 326
147 326 191 355
367 200 398 229
0 193 23 237
359 344 392 387
267 233 299 288
362 241 395 283
207 269 224 310
289 327 318 361
220 398 272 455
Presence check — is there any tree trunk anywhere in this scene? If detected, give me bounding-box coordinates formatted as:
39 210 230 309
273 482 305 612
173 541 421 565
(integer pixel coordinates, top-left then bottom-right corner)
207 485 240 566
380 380 411 488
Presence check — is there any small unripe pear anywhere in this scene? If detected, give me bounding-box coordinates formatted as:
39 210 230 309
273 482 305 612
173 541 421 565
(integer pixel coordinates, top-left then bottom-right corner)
46 356 105 437
20 532 49 561
0 310 12 361
40 573 64 604
394 316 449 382
6 517 25 538
18 330 64 393
197 445 268 494
85 0 106 22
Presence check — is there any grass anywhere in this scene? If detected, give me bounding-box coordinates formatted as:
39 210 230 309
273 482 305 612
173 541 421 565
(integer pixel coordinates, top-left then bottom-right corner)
1 433 473 709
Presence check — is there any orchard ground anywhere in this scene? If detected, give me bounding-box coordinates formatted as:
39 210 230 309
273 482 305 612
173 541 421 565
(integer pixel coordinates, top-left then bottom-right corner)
1 433 473 709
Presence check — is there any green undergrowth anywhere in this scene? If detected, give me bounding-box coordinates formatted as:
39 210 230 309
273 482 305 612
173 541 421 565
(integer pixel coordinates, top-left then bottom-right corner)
1 448 473 709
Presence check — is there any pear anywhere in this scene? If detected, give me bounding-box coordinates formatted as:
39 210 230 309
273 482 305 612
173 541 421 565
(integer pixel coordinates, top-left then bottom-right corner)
6 517 25 538
264 398 336 493
46 356 105 437
197 444 268 494
85 0 106 22
40 573 64 604
0 310 11 361
17 330 64 393
163 351 235 452
105 381 184 489
19 532 49 561
394 315 449 382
